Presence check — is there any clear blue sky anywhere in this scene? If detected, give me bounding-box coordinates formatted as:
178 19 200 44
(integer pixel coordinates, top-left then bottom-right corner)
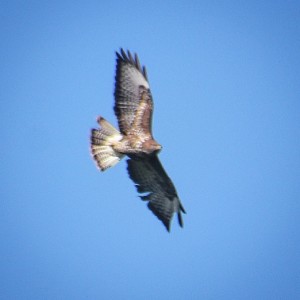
1 1 299 299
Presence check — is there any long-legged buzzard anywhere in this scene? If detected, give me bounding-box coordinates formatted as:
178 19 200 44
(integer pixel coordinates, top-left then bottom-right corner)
90 49 186 231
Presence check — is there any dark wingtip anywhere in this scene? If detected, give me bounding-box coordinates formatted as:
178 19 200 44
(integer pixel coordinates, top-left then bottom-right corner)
116 48 148 81
180 203 186 214
146 201 172 232
127 50 134 63
120 48 127 59
135 53 142 72
178 212 184 228
116 48 127 62
116 48 123 60
164 221 171 232
178 202 186 228
142 66 148 81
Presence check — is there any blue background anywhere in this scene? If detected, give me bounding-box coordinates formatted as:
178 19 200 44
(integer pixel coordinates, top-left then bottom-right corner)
1 1 299 299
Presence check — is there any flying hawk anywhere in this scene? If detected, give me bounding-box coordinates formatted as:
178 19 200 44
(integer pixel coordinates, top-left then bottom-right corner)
90 49 186 231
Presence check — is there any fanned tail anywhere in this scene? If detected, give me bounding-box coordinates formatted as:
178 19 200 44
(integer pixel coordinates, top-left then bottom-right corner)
90 117 124 171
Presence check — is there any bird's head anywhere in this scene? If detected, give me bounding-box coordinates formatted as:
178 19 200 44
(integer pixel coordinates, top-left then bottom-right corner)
145 139 162 154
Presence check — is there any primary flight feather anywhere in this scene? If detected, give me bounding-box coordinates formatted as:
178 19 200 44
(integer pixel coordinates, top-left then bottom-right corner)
90 49 186 231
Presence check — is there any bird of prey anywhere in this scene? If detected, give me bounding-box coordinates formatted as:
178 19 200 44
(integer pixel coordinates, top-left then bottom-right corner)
90 49 186 231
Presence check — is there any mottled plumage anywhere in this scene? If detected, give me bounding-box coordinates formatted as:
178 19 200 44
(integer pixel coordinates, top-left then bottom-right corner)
90 49 186 231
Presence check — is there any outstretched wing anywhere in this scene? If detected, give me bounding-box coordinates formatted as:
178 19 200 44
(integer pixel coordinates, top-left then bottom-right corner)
114 49 154 136
127 155 186 231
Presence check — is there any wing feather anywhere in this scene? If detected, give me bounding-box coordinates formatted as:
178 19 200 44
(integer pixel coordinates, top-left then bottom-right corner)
114 49 154 136
127 155 186 231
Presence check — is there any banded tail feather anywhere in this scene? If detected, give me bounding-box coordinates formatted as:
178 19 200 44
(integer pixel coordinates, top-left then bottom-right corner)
90 117 124 171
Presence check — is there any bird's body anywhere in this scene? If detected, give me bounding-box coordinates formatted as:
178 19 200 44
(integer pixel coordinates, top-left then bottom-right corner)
90 49 185 231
